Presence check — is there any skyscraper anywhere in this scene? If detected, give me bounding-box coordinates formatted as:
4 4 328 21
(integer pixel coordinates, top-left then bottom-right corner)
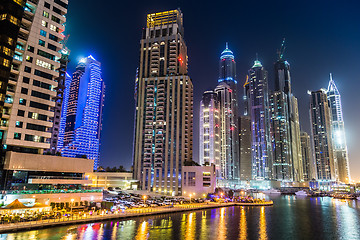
309 89 336 181
327 74 350 183
246 60 272 180
300 131 313 181
238 115 251 181
199 91 220 173
133 9 193 196
214 44 239 180
270 91 292 180
0 0 68 188
272 42 303 182
58 56 105 170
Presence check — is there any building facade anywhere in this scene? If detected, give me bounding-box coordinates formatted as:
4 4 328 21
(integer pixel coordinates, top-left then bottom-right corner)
199 91 220 172
309 89 336 181
133 9 193 196
272 51 303 182
327 74 350 183
58 56 105 170
246 60 272 180
238 115 251 181
0 0 68 188
214 44 239 180
182 165 216 198
300 131 312 181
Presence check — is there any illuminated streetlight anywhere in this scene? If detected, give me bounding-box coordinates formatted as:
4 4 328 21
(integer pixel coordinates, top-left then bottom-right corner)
189 194 192 203
143 195 147 205
71 199 74 213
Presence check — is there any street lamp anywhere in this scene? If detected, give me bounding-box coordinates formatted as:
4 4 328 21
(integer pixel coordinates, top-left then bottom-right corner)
143 195 147 206
70 199 74 213
189 194 192 203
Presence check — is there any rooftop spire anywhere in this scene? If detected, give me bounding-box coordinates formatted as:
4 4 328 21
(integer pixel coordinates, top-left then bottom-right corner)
220 42 234 60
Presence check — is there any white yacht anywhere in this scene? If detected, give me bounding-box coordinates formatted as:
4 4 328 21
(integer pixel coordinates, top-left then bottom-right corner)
263 189 281 195
295 190 308 196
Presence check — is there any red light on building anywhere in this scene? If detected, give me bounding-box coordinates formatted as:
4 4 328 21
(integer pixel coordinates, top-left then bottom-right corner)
230 127 234 131
229 89 232 93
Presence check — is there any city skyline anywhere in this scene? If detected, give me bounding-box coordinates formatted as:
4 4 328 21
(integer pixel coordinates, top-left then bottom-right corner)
64 0 360 180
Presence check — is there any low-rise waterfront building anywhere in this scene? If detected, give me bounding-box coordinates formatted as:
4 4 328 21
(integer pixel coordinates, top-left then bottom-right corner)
182 165 216 197
1 152 102 205
85 172 139 190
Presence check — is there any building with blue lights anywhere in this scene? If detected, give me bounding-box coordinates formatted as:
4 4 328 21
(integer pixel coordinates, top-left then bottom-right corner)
58 56 105 170
245 60 272 180
327 74 350 183
214 43 239 180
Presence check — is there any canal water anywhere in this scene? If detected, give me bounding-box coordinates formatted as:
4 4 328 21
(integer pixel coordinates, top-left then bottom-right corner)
1 196 360 240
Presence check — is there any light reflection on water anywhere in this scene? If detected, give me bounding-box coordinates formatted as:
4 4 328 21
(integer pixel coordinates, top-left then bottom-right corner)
0 197 360 240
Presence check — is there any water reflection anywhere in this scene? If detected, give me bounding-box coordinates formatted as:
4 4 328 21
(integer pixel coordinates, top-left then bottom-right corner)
134 221 148 240
1 197 360 240
216 207 227 240
259 206 267 240
239 207 247 240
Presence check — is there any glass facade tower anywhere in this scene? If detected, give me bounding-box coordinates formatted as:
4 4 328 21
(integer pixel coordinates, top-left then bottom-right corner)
327 74 350 183
215 43 239 180
58 56 105 170
246 60 272 180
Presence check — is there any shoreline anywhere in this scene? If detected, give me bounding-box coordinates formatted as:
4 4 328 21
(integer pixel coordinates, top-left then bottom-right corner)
0 202 273 234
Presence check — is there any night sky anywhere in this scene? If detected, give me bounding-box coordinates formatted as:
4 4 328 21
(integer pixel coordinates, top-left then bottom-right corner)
65 0 360 180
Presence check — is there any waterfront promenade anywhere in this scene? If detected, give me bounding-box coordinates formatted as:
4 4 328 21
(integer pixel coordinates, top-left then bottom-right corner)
0 201 273 233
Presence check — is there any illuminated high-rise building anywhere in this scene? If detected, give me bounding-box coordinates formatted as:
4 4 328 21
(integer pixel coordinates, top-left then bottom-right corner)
246 60 272 180
272 41 303 182
59 56 105 170
0 0 68 188
309 89 336 181
133 9 193 195
300 131 313 181
214 43 239 180
270 91 292 180
238 115 251 181
199 91 220 174
327 74 350 183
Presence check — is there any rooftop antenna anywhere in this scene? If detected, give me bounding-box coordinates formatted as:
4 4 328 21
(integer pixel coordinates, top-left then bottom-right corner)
277 38 286 60
226 42 228 49
256 52 259 61
330 73 333 81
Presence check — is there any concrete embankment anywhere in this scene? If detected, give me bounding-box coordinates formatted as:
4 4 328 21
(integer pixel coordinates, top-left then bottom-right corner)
0 201 273 233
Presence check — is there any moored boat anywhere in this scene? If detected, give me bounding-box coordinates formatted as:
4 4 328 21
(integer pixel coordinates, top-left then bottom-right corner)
295 190 308 196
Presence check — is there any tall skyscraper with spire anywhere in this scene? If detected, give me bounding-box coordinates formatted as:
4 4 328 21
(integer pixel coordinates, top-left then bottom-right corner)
133 9 193 195
327 74 350 183
271 40 303 182
245 59 272 180
214 43 239 180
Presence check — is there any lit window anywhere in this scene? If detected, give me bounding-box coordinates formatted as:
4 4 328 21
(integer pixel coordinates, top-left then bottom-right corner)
50 24 57 32
39 39 45 47
43 11 49 18
36 59 54 70
41 20 47 27
2 47 11 56
9 15 20 26
40 30 47 37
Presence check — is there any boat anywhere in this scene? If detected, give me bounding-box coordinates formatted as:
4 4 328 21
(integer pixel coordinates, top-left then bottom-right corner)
263 189 281 195
295 190 308 196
